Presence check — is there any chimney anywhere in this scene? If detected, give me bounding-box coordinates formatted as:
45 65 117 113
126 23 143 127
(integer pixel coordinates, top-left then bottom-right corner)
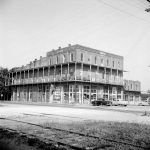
40 56 42 60
68 44 71 47
58 46 61 50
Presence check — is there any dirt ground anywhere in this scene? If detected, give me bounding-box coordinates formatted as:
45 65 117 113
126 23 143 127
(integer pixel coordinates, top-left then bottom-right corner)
1 102 150 149
0 102 150 124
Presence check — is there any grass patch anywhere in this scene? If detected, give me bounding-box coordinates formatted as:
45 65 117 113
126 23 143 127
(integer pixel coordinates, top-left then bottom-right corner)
41 120 150 149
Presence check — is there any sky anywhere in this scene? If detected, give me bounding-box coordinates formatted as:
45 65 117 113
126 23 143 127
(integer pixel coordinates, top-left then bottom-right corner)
1 0 150 91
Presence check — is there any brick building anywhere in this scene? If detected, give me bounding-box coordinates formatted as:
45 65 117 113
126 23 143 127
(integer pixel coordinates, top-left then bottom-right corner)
123 80 141 104
6 44 124 104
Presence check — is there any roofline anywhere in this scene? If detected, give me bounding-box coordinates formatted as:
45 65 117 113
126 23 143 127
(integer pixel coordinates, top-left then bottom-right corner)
75 44 123 59
46 44 124 59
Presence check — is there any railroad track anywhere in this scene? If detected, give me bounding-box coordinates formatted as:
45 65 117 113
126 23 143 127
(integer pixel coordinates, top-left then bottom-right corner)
0 117 148 150
0 126 84 150
22 112 91 121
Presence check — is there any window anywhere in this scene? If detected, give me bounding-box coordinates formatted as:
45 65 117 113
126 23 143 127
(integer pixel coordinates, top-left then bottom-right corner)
118 61 120 67
70 53 73 62
101 59 104 65
62 55 65 63
95 56 97 64
117 95 121 99
114 75 116 81
130 95 133 101
104 87 108 93
84 86 90 93
124 83 127 89
56 56 59 64
136 84 138 90
81 53 83 62
131 84 132 89
112 61 115 67
102 72 105 79
107 59 109 66
117 87 121 94
49 58 51 65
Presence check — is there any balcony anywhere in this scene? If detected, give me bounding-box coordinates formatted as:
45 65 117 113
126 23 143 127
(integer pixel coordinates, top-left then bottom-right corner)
9 74 123 86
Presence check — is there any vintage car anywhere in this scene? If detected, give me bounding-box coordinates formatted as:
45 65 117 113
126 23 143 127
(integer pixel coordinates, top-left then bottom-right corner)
138 100 149 106
112 99 128 106
91 98 112 106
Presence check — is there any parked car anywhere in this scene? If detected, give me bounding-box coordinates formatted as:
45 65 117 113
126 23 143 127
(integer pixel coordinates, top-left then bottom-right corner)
112 99 128 106
138 100 149 106
91 98 112 106
111 99 119 106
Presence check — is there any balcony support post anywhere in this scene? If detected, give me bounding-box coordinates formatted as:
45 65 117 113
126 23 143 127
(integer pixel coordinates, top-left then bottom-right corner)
43 67 44 77
111 68 112 84
24 71 25 83
61 64 62 81
117 69 118 84
96 66 99 82
90 65 91 82
8 73 10 85
75 62 76 81
108 85 109 100
12 72 13 85
104 67 106 83
48 66 49 76
54 65 56 81
32 69 34 84
81 63 83 80
20 71 21 83
15 72 17 85
68 63 69 80
38 68 39 79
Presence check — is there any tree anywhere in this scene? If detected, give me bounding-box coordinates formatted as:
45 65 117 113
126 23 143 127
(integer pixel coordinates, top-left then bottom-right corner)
0 67 10 100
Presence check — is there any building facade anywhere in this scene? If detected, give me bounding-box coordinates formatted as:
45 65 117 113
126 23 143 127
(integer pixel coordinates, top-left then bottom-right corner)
123 80 141 104
6 44 124 104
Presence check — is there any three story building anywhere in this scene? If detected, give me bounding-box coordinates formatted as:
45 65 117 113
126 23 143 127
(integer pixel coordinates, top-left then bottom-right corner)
7 44 124 104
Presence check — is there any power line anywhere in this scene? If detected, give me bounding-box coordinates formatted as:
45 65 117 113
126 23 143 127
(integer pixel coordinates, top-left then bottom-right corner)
136 0 148 7
123 0 146 9
125 24 149 58
96 0 150 24
137 0 150 12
